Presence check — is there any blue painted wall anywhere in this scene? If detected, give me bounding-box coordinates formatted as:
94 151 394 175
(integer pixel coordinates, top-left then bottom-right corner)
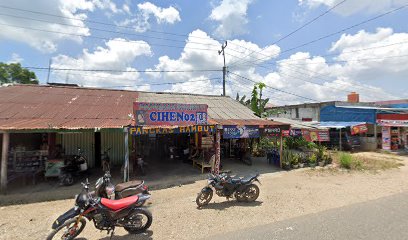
320 105 377 123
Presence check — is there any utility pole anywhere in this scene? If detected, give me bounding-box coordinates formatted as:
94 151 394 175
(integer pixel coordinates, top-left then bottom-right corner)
46 59 52 84
218 41 227 96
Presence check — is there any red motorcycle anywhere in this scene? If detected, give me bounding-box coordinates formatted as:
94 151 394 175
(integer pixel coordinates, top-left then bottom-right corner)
47 179 152 240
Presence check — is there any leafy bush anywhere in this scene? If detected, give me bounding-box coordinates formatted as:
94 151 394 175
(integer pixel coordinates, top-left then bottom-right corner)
309 153 317 164
339 152 353 169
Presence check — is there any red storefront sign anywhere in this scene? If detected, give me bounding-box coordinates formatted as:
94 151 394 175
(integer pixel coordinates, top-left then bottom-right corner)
351 124 368 135
133 102 208 126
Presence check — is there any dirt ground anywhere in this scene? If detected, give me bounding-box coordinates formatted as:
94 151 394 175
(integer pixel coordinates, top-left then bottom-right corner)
1 152 407 240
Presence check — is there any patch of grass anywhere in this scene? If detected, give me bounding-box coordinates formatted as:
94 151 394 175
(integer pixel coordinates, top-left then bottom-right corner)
339 152 353 169
333 151 404 172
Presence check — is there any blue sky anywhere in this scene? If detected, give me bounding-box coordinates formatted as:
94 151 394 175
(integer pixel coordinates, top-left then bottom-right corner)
0 0 407 105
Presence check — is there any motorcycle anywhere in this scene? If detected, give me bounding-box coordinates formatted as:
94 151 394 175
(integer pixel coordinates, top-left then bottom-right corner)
47 179 152 240
59 147 88 186
196 172 261 207
94 171 149 206
101 147 111 172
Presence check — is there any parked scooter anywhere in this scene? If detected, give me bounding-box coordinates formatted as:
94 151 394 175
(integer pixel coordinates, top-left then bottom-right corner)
101 147 111 172
196 172 261 207
59 147 88 186
47 179 152 240
94 171 149 207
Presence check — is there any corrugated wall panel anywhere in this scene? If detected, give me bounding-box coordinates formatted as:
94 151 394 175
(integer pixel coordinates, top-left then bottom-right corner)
57 131 95 167
101 129 125 167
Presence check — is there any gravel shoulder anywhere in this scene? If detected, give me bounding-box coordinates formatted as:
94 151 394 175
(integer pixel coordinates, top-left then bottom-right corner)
1 152 407 240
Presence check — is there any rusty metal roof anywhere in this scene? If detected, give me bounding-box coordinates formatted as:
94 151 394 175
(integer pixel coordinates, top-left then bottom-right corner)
0 84 285 130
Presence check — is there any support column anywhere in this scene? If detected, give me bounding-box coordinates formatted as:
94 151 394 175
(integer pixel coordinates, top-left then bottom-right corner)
339 128 342 151
279 134 283 168
214 128 221 174
1 132 10 193
123 128 129 182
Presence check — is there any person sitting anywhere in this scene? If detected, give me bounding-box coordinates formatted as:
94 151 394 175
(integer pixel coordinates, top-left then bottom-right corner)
188 143 199 160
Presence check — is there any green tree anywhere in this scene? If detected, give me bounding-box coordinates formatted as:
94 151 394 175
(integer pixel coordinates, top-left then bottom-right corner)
0 62 38 84
236 82 269 117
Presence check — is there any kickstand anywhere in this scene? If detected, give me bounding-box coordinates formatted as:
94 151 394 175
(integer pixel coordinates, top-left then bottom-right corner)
108 228 115 240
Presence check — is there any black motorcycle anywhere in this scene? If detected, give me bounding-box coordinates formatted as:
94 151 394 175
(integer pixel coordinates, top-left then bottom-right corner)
47 179 152 240
94 171 149 206
196 172 261 207
59 147 89 186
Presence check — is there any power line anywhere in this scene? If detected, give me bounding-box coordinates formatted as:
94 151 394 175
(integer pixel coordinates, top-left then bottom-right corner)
229 3 408 67
0 22 220 52
0 12 221 48
24 66 221 73
229 0 347 67
0 4 260 55
228 71 318 101
101 78 221 88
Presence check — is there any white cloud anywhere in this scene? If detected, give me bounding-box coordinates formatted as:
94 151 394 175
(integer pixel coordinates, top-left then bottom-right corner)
51 38 152 89
146 29 280 96
7 53 24 64
299 0 408 16
119 2 181 32
209 0 253 38
0 0 94 53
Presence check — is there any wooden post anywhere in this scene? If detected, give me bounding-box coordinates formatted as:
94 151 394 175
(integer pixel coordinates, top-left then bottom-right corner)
1 132 10 192
279 134 283 168
124 128 129 182
339 128 342 151
214 128 221 174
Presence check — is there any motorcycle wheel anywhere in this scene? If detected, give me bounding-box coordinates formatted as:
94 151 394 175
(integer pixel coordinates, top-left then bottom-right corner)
196 190 213 207
46 217 86 240
244 184 260 202
64 174 74 186
124 208 153 234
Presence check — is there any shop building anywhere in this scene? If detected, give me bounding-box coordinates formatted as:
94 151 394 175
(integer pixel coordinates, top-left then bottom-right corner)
0 84 285 191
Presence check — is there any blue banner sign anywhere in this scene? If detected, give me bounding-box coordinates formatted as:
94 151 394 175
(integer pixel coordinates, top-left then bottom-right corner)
223 125 260 139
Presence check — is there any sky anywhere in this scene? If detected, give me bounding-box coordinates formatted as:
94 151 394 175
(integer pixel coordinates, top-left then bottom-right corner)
0 0 407 105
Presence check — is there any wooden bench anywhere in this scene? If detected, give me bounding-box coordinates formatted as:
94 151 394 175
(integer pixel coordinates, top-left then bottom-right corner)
193 153 215 174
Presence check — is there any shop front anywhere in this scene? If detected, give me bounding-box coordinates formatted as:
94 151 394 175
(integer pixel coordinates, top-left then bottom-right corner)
127 102 221 178
377 114 408 151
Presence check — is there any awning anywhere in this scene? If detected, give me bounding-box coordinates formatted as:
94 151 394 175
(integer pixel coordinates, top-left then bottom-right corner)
318 121 367 129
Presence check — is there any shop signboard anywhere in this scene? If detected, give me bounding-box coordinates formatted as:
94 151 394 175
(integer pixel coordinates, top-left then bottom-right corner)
376 119 408 127
290 129 302 137
382 126 391 150
302 129 311 141
316 130 330 141
264 127 281 137
282 130 290 137
133 102 208 126
129 125 216 136
351 124 368 135
223 125 260 139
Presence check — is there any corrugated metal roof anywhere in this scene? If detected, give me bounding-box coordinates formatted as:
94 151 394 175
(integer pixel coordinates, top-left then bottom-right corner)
0 84 276 130
269 118 327 130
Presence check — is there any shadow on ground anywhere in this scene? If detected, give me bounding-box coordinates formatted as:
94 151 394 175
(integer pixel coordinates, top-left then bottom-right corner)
197 200 263 210
0 157 281 206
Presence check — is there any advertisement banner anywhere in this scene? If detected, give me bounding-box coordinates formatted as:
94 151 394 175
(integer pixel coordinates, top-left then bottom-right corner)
129 125 216 136
264 127 281 137
351 124 368 135
317 130 330 142
223 126 260 139
302 129 311 141
133 102 208 126
290 129 302 137
382 126 391 150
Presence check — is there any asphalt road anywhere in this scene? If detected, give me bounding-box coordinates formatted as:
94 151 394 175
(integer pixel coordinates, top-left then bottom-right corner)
209 191 408 240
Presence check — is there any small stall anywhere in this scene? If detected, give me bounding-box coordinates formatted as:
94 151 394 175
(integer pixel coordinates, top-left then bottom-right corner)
318 121 368 151
376 114 408 151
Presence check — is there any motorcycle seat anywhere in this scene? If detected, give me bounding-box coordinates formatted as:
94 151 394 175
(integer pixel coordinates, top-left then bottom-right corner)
230 178 242 184
101 195 139 211
240 176 254 184
116 180 144 192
